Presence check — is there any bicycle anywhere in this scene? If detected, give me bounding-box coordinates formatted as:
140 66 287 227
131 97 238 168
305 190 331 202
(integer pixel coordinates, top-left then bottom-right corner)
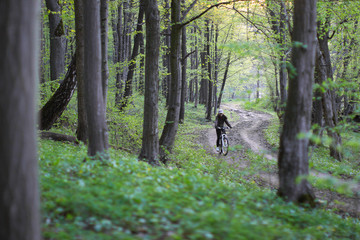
218 126 230 156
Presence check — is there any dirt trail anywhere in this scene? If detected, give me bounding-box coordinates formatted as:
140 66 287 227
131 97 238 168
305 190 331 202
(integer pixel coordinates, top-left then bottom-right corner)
201 103 360 217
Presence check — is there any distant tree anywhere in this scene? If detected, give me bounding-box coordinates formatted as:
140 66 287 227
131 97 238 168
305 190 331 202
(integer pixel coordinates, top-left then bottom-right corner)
84 0 109 157
316 20 342 161
139 0 161 165
0 0 41 238
278 0 317 205
120 3 145 111
45 0 66 82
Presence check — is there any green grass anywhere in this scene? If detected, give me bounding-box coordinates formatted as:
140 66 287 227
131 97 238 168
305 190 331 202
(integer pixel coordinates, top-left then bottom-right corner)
39 100 360 239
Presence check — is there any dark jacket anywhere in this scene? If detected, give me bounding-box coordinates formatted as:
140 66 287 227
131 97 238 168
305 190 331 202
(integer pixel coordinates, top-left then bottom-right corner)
214 114 232 128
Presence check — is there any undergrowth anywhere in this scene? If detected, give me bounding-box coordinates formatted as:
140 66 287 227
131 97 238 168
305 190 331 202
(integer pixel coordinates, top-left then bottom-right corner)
39 99 360 239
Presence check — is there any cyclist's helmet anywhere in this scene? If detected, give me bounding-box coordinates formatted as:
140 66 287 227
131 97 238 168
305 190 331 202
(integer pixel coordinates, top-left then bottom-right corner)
218 109 224 114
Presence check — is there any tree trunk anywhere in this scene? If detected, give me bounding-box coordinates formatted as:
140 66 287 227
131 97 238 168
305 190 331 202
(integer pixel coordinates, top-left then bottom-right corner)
316 43 342 161
217 52 231 108
159 0 182 162
278 0 317 205
115 3 123 106
74 0 88 143
213 24 219 115
120 3 145 111
179 24 187 123
317 19 342 161
205 20 213 121
45 0 66 82
162 0 171 103
138 33 145 94
39 55 77 130
84 0 108 157
101 0 109 105
139 0 160 165
0 0 41 238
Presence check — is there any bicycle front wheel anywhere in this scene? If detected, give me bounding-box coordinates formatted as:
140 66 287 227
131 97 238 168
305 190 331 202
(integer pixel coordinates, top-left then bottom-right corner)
222 137 229 156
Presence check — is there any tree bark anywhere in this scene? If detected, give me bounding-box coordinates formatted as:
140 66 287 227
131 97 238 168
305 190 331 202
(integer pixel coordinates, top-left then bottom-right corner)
278 0 317 205
179 23 187 123
84 0 108 157
0 0 41 238
101 0 109 105
139 0 160 165
45 0 66 82
39 55 77 130
74 0 88 143
159 0 182 162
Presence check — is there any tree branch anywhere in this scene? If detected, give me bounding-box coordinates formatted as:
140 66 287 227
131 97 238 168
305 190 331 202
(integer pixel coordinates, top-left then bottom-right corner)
181 0 241 27
181 0 198 22
232 5 270 39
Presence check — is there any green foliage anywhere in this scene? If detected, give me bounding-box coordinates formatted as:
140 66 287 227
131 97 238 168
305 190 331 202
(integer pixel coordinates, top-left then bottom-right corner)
39 102 360 239
39 139 360 239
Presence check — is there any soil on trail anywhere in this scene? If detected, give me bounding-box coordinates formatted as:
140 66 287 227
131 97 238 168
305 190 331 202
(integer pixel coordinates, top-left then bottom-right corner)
200 103 360 218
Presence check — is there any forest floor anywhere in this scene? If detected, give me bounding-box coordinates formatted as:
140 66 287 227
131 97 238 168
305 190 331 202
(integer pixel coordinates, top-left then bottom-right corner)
199 103 360 218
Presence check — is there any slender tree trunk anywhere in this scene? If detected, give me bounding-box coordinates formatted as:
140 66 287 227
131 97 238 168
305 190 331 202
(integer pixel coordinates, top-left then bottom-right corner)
278 0 317 205
101 0 109 105
115 3 123 105
120 3 145 111
179 24 187 123
138 34 145 94
213 24 219 115
84 0 108 157
194 27 199 108
0 0 41 238
316 42 342 161
217 52 231 108
205 20 213 121
45 0 66 82
162 0 171 103
75 0 88 143
159 0 182 162
139 0 160 165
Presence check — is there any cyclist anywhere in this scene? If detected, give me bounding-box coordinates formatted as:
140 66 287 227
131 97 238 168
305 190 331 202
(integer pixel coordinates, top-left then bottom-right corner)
214 109 232 152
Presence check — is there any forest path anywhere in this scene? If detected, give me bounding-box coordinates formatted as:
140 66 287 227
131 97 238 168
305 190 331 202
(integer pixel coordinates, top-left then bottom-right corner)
200 103 360 217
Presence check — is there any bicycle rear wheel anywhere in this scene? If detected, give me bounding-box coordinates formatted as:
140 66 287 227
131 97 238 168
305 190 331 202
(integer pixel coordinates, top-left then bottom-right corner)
222 137 229 156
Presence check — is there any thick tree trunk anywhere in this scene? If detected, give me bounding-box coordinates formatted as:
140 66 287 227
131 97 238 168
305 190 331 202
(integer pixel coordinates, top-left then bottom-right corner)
120 4 145 111
159 0 182 162
84 0 108 157
139 0 160 165
45 0 66 82
278 0 317 205
39 55 77 130
199 45 208 105
0 0 41 238
74 0 88 143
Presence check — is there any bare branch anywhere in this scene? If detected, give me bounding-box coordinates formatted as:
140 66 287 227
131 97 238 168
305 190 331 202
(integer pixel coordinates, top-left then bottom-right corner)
181 0 241 27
